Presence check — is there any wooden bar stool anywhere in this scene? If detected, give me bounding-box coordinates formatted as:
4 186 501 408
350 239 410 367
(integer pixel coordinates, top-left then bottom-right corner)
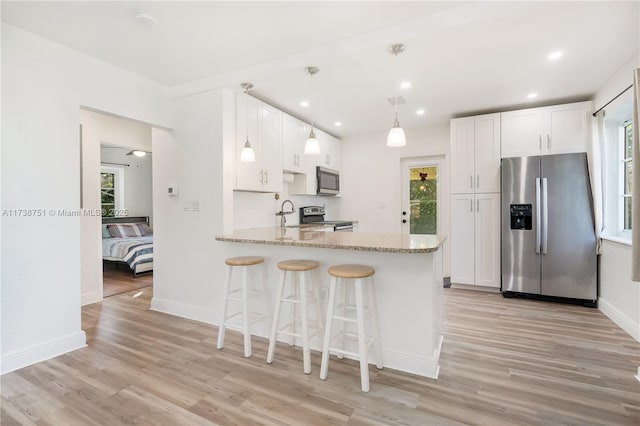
320 264 383 392
217 256 268 358
267 259 324 374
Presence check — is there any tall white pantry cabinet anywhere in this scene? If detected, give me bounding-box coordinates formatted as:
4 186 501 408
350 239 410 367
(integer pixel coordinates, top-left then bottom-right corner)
450 113 501 288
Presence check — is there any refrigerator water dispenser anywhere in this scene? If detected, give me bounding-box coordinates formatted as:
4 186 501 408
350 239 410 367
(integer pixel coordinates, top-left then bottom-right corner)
510 204 532 230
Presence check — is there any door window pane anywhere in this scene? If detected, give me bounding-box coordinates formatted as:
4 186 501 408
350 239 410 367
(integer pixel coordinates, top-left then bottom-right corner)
409 166 438 234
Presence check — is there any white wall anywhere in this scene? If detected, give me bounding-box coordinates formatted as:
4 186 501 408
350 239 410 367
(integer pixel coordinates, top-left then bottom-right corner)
340 125 451 277
1 23 172 374
150 89 235 324
594 52 640 342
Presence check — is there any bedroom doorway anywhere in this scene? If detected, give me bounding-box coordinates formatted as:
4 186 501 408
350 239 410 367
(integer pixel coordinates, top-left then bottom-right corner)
80 109 154 303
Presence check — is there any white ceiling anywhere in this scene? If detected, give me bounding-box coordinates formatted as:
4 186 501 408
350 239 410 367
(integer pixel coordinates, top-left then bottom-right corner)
2 1 639 138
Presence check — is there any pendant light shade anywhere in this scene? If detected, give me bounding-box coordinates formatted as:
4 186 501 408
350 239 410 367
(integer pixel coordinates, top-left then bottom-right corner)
304 66 321 155
386 44 407 148
240 138 256 162
387 119 406 147
239 82 256 162
304 129 321 154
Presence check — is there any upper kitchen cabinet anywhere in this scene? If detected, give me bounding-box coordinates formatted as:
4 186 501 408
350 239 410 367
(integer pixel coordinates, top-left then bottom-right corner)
316 129 341 172
501 101 592 158
450 113 501 194
282 113 307 174
235 94 283 192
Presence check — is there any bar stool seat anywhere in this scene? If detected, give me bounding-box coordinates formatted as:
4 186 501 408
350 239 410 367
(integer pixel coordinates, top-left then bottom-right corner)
225 256 264 266
320 263 383 392
217 256 268 358
267 259 324 374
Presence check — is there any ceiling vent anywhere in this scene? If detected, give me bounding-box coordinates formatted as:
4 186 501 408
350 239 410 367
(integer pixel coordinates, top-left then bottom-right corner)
387 96 406 106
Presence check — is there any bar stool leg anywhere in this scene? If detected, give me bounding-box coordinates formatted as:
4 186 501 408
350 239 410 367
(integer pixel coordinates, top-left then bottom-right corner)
289 272 298 346
320 276 338 380
311 269 324 335
242 265 251 357
267 269 287 364
300 271 311 374
337 281 348 359
368 277 384 370
217 265 232 350
355 278 370 392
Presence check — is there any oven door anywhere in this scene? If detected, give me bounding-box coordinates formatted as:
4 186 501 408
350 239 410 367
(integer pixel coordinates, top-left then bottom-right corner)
316 166 340 195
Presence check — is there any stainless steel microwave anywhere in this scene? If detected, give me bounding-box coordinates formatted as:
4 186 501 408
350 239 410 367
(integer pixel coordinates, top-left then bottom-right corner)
316 166 340 195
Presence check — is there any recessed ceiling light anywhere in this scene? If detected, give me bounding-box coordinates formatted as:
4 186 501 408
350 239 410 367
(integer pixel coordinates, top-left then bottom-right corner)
547 51 563 61
400 81 411 89
300 101 309 107
527 92 538 99
135 11 157 25
334 122 342 127
416 109 425 116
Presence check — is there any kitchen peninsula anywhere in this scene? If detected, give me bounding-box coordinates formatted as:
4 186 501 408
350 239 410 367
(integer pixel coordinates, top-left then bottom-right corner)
215 227 445 379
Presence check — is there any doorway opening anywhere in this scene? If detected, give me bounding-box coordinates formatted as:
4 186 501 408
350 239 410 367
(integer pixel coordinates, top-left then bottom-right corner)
80 109 154 304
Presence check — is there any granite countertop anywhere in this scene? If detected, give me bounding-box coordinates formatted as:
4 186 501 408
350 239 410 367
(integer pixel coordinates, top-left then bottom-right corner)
215 227 445 253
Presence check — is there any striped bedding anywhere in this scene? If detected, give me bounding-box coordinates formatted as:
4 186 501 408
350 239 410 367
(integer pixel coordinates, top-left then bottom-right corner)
102 235 153 270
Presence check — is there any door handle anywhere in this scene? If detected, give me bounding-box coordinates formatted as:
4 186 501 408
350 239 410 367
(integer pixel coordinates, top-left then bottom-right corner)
542 178 548 254
470 175 473 188
265 169 269 184
547 134 551 151
259 169 264 184
402 219 407 224
477 174 479 188
402 211 407 216
539 135 542 151
535 178 541 254
470 199 473 212
477 199 479 212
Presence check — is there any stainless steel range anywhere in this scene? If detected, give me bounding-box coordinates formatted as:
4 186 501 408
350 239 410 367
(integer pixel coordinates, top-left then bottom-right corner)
299 206 354 231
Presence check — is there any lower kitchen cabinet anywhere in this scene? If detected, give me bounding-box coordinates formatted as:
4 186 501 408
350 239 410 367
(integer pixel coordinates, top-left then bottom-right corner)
451 192 500 288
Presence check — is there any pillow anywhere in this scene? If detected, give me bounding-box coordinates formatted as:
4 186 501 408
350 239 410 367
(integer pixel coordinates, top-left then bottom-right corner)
101 224 111 239
107 223 144 238
140 224 153 235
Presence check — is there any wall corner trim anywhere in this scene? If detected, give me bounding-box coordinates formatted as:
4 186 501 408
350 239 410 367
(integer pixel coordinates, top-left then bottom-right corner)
1 331 87 375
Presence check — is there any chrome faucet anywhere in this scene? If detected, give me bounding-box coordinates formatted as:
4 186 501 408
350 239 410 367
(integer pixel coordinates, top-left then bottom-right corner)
276 199 295 228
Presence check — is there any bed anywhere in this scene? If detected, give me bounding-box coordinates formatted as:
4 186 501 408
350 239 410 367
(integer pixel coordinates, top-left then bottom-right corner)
102 216 153 277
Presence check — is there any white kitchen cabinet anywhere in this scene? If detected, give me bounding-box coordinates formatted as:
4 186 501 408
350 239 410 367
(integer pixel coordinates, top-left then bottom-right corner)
450 193 500 288
501 101 592 158
282 113 306 174
450 113 500 194
316 129 341 171
235 94 283 192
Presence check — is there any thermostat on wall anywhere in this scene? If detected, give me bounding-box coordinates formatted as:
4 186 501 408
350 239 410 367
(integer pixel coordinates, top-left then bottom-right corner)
168 185 178 196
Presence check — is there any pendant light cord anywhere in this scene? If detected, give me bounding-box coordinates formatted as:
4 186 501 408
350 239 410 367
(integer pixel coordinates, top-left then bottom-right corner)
309 72 314 130
245 87 249 143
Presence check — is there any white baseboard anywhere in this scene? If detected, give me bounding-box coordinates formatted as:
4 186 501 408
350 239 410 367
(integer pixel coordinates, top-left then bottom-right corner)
150 297 218 326
451 283 501 293
598 297 640 342
636 367 640 382
1 331 87 375
81 290 102 306
381 336 443 380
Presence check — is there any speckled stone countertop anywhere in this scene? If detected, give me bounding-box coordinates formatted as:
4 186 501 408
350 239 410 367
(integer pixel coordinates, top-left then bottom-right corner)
215 227 445 253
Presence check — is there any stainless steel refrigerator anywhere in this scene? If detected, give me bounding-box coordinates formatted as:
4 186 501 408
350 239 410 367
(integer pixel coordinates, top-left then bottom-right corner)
501 153 597 304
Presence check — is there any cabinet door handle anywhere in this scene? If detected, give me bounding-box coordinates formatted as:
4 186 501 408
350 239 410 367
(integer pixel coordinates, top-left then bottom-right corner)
477 199 480 212
470 199 473 212
477 174 479 188
259 169 264 184
265 169 269 184
539 135 542 151
547 134 550 150
470 175 473 188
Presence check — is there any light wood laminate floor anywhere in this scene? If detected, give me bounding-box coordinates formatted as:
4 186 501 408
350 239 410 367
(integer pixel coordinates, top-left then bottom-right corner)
1 288 638 425
103 261 152 298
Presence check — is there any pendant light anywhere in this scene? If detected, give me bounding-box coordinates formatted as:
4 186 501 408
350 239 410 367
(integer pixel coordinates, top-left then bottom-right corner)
387 43 407 147
239 82 256 162
304 66 321 155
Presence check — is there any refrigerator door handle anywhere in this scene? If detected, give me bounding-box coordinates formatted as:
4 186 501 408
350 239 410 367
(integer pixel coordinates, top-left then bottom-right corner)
536 177 541 254
542 178 548 254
